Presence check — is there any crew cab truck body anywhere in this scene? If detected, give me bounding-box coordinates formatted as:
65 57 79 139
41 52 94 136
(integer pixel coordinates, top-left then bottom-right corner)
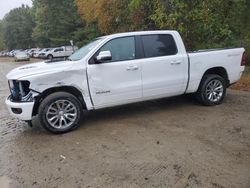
5 31 246 133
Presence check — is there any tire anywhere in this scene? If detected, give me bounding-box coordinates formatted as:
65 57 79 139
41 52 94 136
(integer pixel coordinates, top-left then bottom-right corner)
47 54 53 60
196 74 226 106
38 92 82 134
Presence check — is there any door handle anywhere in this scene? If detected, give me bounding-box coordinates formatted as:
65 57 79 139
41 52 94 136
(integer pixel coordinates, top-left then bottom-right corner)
171 60 182 65
126 66 139 71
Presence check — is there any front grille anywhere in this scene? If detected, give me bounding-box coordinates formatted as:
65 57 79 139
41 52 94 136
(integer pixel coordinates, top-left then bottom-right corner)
9 80 31 102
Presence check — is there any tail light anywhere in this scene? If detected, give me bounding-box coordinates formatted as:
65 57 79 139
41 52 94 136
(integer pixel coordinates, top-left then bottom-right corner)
241 51 246 66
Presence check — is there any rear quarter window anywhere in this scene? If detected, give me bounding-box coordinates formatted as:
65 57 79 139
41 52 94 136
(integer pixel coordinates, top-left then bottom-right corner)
141 34 178 58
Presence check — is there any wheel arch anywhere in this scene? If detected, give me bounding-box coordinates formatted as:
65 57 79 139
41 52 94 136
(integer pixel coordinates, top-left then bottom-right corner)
32 86 86 116
200 67 229 88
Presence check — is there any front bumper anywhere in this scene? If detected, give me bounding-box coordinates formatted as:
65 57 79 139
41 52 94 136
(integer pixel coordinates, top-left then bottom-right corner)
5 96 34 121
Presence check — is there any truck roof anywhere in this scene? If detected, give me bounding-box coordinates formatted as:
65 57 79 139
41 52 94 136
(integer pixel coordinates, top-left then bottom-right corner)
103 30 178 38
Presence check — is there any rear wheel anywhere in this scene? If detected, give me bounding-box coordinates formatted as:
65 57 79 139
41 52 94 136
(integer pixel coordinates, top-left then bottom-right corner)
38 92 82 134
196 74 226 106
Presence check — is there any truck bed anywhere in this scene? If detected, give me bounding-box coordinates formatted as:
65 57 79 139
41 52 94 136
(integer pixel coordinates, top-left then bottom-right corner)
186 48 245 93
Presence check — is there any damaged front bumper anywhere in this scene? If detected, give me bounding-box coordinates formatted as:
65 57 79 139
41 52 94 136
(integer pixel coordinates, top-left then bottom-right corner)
5 96 35 121
5 80 39 121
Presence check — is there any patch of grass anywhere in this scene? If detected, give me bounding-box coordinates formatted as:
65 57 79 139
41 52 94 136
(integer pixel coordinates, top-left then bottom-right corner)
231 73 250 91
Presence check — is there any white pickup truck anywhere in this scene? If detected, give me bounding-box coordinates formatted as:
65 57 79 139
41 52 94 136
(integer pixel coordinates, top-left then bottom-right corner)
5 31 246 133
44 46 78 60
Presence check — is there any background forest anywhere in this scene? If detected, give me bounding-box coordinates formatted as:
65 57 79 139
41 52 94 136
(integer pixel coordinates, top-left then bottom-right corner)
0 0 249 62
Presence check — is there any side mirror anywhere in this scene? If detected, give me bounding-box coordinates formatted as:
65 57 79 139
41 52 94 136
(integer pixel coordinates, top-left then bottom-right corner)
95 51 112 63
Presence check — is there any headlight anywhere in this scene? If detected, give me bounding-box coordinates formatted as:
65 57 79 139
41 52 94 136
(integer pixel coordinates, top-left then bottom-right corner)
8 80 33 102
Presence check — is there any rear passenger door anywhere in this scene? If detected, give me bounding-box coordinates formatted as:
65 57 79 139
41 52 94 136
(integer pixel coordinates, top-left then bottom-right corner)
140 34 187 99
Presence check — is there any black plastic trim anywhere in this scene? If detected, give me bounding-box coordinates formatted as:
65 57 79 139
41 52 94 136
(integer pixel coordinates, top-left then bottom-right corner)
11 108 22 114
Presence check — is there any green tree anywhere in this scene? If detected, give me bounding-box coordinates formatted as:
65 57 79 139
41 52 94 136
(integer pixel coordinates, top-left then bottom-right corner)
128 0 157 30
76 0 131 34
225 0 250 63
72 22 100 47
2 5 35 50
32 0 85 47
1 0 248 61
0 20 6 50
149 0 235 50
76 0 249 59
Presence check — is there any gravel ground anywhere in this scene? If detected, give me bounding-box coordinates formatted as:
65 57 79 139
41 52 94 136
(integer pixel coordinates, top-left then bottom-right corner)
0 59 250 188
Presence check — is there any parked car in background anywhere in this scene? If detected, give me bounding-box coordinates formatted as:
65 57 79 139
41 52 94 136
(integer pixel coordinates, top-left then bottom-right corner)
38 48 54 59
11 50 22 57
8 50 15 57
14 51 30 61
0 50 8 56
28 48 40 57
27 49 34 57
33 49 43 58
37 48 51 58
44 46 78 59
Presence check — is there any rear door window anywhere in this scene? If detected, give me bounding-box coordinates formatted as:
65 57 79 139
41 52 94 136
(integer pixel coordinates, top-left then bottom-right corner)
141 34 177 58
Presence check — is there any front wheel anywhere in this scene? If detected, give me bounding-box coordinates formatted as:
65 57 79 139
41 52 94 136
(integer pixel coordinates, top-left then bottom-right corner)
196 74 226 106
38 92 82 134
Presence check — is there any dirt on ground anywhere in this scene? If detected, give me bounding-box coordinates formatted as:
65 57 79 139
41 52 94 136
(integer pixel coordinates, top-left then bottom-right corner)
231 74 250 91
0 58 250 188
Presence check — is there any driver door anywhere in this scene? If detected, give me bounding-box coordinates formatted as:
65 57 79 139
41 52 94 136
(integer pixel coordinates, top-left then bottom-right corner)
87 36 142 108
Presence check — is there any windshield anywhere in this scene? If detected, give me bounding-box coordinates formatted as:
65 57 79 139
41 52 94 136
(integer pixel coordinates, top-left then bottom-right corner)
68 38 104 61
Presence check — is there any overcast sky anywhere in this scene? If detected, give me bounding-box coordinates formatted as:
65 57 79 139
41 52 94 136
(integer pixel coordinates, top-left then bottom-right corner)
0 0 33 19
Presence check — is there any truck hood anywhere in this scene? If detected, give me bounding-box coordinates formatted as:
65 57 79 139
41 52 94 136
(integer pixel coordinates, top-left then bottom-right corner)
6 60 74 80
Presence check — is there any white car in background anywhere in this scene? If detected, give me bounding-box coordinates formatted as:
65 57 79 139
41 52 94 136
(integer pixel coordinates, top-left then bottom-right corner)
44 46 78 60
8 50 21 57
28 48 40 57
33 49 43 58
0 51 8 56
37 48 51 58
33 48 51 58
14 51 30 61
8 50 15 57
